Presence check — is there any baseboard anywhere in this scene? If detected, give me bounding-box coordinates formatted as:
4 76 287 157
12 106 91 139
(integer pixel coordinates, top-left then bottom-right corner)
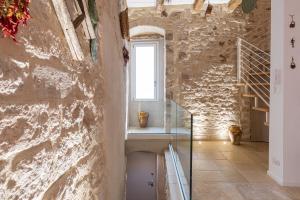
282 180 300 187
268 170 300 187
267 170 283 185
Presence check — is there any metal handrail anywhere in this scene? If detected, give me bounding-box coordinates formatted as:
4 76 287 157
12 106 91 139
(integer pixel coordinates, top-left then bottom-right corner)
237 38 270 107
241 39 270 57
241 72 270 102
240 71 270 96
241 49 270 69
241 44 270 64
241 61 271 91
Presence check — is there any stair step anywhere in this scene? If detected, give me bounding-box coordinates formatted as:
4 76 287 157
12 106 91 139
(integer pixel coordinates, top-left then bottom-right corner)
254 50 270 54
242 94 257 98
249 83 270 86
236 83 246 87
236 82 270 87
249 72 270 76
252 107 269 112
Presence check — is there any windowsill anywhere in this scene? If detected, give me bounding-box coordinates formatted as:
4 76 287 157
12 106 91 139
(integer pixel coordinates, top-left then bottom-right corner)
127 127 166 134
127 127 190 134
126 127 173 140
126 126 191 140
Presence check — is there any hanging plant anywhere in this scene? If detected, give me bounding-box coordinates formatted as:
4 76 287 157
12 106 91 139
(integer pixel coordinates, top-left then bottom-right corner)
0 0 31 41
241 0 256 14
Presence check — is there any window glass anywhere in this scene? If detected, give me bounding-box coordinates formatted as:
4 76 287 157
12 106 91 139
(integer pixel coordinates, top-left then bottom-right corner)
135 45 156 100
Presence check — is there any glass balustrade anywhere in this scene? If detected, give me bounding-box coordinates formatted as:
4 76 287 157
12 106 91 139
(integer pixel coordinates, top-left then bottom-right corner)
169 100 193 200
126 99 193 199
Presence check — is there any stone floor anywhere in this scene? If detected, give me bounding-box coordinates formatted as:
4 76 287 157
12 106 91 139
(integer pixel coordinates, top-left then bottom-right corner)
192 141 300 200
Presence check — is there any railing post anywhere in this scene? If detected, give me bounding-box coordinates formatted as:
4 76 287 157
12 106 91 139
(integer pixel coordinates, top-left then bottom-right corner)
237 38 242 83
265 112 270 125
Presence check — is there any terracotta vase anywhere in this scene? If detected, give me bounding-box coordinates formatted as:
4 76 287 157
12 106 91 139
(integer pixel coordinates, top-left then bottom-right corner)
228 125 242 145
138 112 149 128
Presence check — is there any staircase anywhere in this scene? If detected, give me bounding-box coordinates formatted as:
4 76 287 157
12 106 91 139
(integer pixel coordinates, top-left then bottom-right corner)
237 38 270 126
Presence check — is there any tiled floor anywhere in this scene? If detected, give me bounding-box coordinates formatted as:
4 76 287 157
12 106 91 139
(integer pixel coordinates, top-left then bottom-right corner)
192 141 300 200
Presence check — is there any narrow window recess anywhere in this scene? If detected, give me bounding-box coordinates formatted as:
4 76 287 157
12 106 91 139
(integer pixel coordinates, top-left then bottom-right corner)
131 41 159 101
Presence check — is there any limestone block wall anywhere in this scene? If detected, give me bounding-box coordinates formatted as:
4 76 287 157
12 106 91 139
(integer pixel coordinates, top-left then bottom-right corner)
129 1 271 139
0 0 125 199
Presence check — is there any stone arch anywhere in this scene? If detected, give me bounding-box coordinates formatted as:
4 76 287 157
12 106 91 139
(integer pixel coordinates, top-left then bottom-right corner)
129 25 166 37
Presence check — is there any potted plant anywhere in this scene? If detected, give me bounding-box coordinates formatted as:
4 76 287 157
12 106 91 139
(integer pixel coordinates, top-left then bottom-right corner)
0 0 31 41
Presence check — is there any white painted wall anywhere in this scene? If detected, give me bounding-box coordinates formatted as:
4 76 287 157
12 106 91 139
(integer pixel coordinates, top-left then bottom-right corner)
269 0 300 186
283 0 300 186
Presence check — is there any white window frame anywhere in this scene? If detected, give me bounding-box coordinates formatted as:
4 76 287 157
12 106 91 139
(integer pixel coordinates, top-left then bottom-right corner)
131 40 160 102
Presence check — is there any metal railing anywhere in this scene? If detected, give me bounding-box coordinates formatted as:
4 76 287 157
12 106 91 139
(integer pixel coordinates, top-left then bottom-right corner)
237 38 270 107
243 19 271 51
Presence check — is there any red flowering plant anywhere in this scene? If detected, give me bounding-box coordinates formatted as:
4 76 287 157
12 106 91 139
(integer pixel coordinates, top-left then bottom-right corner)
0 0 31 41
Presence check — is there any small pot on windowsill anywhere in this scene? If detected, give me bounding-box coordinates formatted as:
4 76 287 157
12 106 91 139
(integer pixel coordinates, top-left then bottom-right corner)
228 125 242 145
138 111 149 128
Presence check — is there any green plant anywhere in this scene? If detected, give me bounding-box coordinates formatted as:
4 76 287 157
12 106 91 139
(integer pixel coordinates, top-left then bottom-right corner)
242 0 256 14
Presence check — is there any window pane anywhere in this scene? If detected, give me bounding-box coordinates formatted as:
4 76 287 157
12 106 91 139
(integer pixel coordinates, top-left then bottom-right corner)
135 45 156 99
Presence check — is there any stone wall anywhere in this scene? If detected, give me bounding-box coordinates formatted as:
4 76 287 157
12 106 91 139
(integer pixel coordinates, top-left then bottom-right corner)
128 1 271 139
0 0 125 199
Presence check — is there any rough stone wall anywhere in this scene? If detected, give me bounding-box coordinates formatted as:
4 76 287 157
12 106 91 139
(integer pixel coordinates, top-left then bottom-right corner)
129 1 271 139
0 0 125 199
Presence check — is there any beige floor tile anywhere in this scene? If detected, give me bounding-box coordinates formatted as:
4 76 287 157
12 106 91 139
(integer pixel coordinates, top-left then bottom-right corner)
193 160 219 171
192 142 300 200
238 170 275 183
222 151 254 164
194 171 225 182
236 183 293 200
194 151 226 160
232 162 266 172
282 187 300 200
214 160 236 171
193 183 246 200
193 170 248 183
221 170 248 183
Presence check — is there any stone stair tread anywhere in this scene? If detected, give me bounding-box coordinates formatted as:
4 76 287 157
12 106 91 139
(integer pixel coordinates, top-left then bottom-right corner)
236 82 270 86
252 107 269 112
249 72 270 76
242 93 257 98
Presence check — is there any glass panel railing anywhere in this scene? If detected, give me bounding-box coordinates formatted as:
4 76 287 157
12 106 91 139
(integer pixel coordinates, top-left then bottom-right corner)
126 98 193 199
169 100 193 200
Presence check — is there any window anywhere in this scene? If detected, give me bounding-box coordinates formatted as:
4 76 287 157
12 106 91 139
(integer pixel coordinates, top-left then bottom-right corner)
52 0 96 61
131 42 159 101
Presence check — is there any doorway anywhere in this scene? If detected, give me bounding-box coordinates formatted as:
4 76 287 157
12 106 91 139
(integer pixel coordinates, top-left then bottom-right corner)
126 152 157 200
250 100 269 142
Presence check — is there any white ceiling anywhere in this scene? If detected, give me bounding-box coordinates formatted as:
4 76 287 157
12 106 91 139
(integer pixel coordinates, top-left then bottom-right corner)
127 0 231 8
127 0 157 8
